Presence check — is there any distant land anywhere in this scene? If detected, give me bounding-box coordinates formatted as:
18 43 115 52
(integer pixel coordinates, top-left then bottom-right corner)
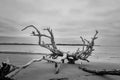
0 51 48 55
0 43 100 46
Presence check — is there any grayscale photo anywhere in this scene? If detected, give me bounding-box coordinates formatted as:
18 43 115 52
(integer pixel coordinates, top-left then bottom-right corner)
0 0 120 80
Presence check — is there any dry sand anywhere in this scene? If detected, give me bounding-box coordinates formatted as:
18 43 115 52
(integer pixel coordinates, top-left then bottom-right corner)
13 61 120 80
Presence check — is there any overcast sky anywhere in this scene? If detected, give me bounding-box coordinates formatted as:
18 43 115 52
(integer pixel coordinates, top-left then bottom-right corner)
0 0 120 46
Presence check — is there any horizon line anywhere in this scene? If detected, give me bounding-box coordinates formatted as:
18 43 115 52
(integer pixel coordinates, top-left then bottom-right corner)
0 43 100 46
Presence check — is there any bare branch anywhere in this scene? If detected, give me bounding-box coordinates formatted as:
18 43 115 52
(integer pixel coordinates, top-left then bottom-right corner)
84 39 90 44
93 30 98 39
80 36 85 51
55 63 62 74
22 25 42 45
89 30 99 49
75 30 99 62
43 28 57 49
22 25 40 34
22 25 54 52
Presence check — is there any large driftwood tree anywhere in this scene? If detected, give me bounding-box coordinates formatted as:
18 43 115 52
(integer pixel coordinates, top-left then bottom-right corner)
22 25 98 64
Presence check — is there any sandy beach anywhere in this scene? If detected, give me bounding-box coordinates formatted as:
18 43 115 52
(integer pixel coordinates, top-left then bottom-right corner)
12 61 120 80
0 53 119 80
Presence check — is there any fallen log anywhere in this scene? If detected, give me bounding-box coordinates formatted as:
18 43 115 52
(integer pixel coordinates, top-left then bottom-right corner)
79 66 120 75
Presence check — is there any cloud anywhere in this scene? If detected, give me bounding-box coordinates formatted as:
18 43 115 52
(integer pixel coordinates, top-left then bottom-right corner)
0 16 23 36
0 0 120 46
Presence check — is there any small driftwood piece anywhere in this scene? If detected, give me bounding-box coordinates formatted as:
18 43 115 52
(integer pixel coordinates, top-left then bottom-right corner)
79 66 120 75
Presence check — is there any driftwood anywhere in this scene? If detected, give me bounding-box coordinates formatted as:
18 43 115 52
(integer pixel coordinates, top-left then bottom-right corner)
22 25 98 64
0 62 16 80
21 25 98 74
79 66 120 75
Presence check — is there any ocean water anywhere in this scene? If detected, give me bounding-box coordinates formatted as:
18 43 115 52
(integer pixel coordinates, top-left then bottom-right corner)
0 45 120 64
